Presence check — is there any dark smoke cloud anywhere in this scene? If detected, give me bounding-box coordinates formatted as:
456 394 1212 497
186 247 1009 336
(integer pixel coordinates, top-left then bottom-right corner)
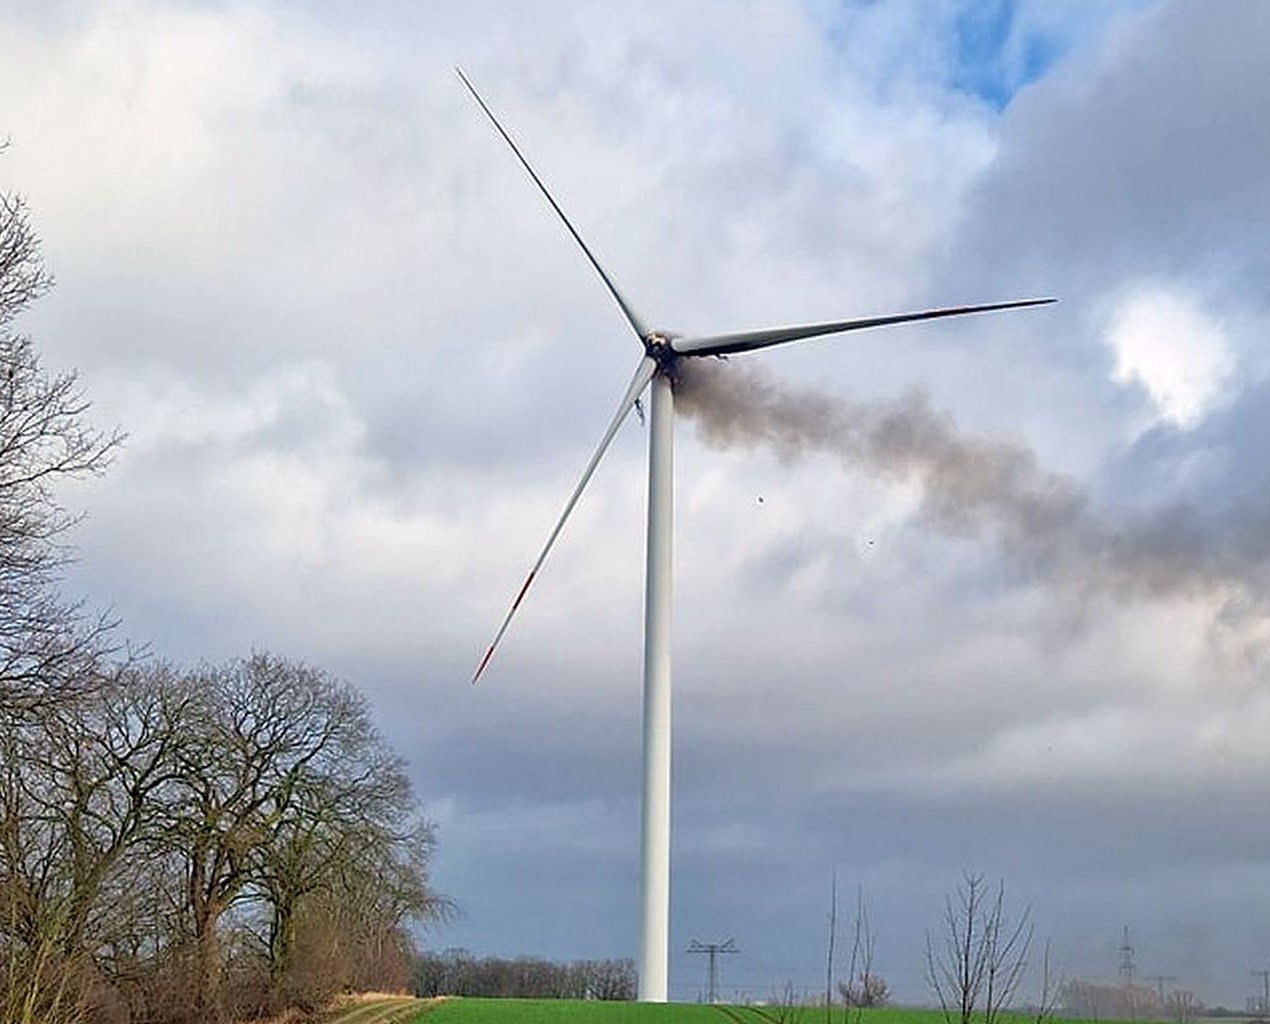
675 359 1269 633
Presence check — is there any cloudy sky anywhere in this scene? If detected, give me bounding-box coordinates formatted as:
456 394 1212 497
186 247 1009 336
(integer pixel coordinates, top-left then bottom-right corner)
4 0 1270 1005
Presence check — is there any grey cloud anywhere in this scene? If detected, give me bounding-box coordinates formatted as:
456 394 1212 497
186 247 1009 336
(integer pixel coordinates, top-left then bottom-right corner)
9 0 1270 1007
947 0 1270 299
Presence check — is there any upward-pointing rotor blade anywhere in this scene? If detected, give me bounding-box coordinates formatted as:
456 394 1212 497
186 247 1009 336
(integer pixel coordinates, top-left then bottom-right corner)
456 67 651 341
472 355 658 685
671 297 1056 357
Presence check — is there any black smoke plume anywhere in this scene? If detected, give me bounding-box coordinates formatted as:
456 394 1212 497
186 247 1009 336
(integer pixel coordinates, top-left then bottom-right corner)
675 359 1265 624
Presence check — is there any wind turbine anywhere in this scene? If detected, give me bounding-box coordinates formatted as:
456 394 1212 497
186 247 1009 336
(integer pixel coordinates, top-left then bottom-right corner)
459 69 1053 1002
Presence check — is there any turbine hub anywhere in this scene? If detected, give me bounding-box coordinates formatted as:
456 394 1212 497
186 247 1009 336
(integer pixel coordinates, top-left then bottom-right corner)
643 331 678 370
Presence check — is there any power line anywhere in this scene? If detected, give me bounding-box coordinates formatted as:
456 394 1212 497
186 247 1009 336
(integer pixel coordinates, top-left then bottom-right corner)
687 938 739 1004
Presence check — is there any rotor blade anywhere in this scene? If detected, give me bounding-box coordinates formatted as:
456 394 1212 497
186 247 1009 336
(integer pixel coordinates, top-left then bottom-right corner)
671 297 1056 357
472 355 658 684
456 67 651 341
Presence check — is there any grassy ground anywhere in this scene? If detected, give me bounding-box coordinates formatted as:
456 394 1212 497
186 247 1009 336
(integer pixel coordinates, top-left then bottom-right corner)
325 999 1149 1024
389 1001 1069 1024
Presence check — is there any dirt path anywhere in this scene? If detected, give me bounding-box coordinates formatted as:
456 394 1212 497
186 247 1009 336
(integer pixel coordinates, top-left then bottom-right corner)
322 996 437 1024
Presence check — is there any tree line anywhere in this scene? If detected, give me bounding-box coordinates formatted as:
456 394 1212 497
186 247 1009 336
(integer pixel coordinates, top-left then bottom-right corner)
412 950 635 1001
0 154 445 1023
4 656 445 1023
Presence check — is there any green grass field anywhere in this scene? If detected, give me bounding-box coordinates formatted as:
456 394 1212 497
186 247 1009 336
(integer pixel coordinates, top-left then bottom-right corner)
421 1003 950 1023
323 998 1193 1024
324 1000 1116 1024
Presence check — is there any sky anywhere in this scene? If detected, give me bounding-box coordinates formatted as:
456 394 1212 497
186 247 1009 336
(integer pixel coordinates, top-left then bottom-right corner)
3 0 1270 1006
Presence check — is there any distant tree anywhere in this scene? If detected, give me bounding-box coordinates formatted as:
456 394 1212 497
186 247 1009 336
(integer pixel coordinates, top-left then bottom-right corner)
1060 979 1161 1020
1167 989 1200 1023
410 952 633 1001
581 959 636 1001
926 873 1032 1024
839 973 889 1009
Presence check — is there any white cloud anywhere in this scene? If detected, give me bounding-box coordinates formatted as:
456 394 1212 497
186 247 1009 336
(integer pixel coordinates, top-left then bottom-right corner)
1105 284 1233 428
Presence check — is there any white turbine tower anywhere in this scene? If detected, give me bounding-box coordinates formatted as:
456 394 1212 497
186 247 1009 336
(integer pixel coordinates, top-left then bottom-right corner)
460 69 1053 1002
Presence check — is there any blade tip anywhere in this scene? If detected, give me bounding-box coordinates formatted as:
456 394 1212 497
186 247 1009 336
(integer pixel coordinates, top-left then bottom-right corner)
472 646 495 685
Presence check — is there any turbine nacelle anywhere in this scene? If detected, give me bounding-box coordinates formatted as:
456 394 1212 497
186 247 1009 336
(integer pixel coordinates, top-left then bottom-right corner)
642 331 680 368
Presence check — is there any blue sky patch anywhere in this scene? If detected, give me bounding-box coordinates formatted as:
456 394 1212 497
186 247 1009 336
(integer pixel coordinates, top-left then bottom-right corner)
950 1 1057 109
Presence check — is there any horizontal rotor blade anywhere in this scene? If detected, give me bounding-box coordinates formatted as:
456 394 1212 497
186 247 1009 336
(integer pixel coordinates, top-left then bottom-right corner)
671 297 1056 357
472 355 658 684
456 67 650 341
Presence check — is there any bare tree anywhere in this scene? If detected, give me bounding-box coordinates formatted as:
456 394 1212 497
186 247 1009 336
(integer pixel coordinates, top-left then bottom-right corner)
139 653 446 1018
266 804 446 1007
40 670 185 948
0 159 122 716
926 872 1033 1024
0 665 186 1024
1032 939 1063 1024
1 649 447 1023
825 872 837 1022
766 979 804 1024
148 656 330 1014
252 692 442 987
0 166 120 1021
0 178 51 326
839 885 888 1011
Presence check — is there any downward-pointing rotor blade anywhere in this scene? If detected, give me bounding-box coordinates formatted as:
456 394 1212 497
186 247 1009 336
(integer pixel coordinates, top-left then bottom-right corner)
473 355 658 684
672 297 1056 357
456 67 650 341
